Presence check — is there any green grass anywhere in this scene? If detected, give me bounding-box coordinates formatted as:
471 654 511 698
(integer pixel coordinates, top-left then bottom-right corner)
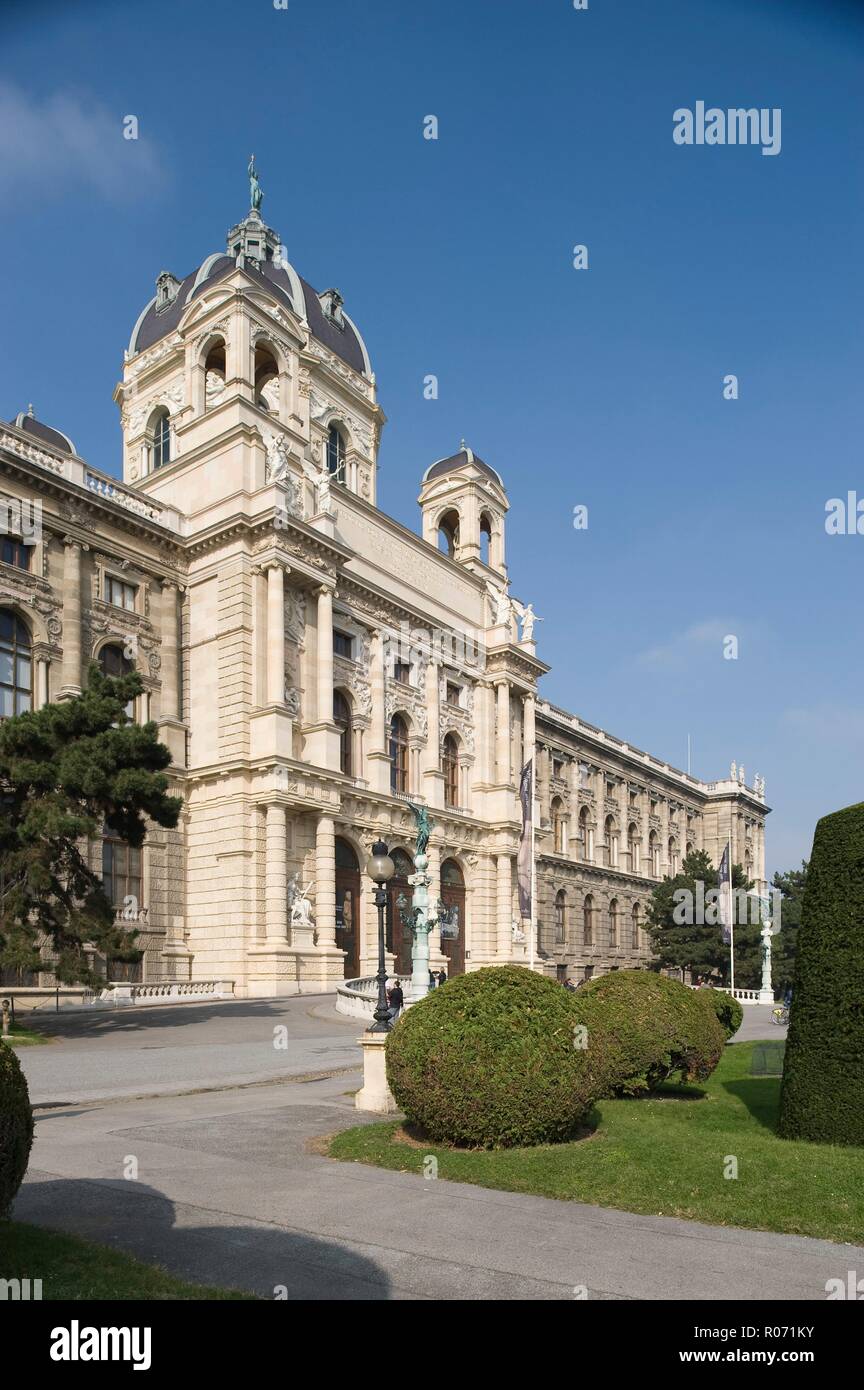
0 1222 255 1299
1 1023 52 1047
329 1042 864 1245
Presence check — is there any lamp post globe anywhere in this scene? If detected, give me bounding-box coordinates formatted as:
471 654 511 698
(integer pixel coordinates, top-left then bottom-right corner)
366 840 395 1032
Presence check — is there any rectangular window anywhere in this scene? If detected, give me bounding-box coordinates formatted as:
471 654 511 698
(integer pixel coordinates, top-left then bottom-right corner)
333 631 354 660
393 661 411 685
0 538 31 570
445 682 461 706
102 837 143 911
104 575 137 611
552 758 564 778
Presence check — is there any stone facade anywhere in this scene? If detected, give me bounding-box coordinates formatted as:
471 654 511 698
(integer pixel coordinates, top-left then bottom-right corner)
0 204 769 994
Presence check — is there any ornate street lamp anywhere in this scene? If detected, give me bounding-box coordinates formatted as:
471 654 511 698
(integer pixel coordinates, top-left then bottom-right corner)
365 839 395 1032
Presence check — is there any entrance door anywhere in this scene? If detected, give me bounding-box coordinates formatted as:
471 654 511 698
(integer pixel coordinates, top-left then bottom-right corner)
335 837 361 978
386 848 414 977
440 858 466 976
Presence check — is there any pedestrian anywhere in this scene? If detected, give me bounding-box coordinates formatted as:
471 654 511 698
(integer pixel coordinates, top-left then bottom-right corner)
429 969 437 988
388 980 404 1021
438 968 447 986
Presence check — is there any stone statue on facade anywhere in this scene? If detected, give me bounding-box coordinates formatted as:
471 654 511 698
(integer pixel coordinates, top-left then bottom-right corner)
288 876 316 929
517 602 542 643
730 760 737 781
248 155 263 212
486 582 512 628
266 432 291 482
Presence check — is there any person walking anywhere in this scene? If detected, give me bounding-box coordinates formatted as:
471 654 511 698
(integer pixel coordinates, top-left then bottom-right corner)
388 980 404 1021
438 968 447 987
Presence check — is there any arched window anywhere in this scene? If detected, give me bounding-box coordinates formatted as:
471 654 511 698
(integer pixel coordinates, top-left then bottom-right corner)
628 822 640 874
0 609 31 718
686 840 694 859
437 509 459 558
255 343 280 413
333 690 352 776
605 815 618 868
578 805 592 862
99 643 134 719
632 902 641 949
609 898 621 947
479 512 492 567
648 829 660 877
327 424 346 483
389 714 409 794
583 894 594 947
151 410 171 470
668 837 678 876
552 797 565 854
554 889 566 944
442 732 459 808
204 339 227 409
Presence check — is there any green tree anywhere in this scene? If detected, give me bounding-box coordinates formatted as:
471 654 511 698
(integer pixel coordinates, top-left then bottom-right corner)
646 850 760 986
770 861 807 994
0 664 181 986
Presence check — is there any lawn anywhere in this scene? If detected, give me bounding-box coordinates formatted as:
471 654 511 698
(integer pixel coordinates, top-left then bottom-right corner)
329 1041 864 1245
1 1023 52 1047
0 1222 255 1299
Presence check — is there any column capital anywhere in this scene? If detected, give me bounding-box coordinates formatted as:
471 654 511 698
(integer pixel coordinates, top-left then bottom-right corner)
62 535 88 551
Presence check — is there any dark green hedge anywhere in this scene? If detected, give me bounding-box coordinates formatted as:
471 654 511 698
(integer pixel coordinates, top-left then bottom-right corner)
385 966 606 1148
778 802 864 1145
569 970 726 1096
0 1042 34 1217
695 988 744 1040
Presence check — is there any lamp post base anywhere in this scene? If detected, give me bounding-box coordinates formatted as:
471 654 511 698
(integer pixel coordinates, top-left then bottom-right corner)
355 1031 398 1113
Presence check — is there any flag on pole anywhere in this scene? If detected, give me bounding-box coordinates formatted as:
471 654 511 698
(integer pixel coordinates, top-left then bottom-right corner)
517 759 533 919
718 841 733 945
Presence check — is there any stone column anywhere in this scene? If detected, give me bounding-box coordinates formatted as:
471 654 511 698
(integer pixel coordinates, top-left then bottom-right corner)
496 854 513 959
316 584 333 724
523 692 536 768
315 813 337 947
160 581 180 719
423 661 442 804
475 680 493 784
264 803 288 942
495 679 510 784
35 657 50 710
60 538 83 696
265 563 286 706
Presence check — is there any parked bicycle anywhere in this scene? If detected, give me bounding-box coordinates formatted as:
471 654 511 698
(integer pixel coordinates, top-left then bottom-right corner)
771 1004 789 1026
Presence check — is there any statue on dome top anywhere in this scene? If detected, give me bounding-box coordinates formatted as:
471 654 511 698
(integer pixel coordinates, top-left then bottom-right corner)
248 155 264 213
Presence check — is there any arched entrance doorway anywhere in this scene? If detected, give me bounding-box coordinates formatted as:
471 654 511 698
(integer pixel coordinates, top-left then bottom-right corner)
335 838 361 978
440 858 466 976
386 848 414 977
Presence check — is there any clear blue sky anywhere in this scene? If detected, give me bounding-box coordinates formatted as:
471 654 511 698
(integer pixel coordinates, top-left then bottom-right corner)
1 0 862 874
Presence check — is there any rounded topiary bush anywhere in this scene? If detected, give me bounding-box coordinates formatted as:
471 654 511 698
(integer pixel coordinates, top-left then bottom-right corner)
695 988 743 1040
385 966 606 1148
569 970 726 1097
0 1041 34 1217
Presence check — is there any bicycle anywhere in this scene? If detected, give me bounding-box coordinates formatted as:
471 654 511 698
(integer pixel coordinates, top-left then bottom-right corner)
771 1004 790 1026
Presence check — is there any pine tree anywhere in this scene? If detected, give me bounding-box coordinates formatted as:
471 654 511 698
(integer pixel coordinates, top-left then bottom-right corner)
0 664 181 986
646 850 759 985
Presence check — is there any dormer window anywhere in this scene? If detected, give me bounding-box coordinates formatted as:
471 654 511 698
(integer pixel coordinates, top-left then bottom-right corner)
320 288 345 327
155 271 181 312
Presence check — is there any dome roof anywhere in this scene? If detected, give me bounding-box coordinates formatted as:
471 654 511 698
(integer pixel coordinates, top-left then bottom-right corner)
128 212 372 380
422 444 503 488
10 408 76 456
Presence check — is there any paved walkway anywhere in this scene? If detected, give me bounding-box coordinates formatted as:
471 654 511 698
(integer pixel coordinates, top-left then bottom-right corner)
16 1064 856 1302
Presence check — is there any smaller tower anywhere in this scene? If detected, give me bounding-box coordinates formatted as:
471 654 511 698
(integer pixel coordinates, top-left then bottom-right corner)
419 443 508 579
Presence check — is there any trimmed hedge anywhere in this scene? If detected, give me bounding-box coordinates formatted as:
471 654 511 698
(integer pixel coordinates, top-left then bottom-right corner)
695 988 744 1040
0 1042 34 1217
778 802 864 1145
385 966 606 1148
569 970 726 1097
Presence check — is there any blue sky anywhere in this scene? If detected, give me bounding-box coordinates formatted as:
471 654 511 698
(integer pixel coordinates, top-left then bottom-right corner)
1 0 862 873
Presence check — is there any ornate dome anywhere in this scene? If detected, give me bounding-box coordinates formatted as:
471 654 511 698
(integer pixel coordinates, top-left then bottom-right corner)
9 406 76 456
127 209 372 380
422 443 503 488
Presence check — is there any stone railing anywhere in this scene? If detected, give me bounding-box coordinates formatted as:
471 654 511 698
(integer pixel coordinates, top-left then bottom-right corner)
85 472 163 524
99 980 235 1007
336 974 415 1020
716 986 761 1004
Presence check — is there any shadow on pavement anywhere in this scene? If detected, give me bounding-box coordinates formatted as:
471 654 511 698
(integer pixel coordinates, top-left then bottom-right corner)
14 1178 392 1301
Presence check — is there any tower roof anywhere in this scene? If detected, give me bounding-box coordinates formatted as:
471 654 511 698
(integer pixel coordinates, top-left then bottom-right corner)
422 443 504 488
9 406 76 456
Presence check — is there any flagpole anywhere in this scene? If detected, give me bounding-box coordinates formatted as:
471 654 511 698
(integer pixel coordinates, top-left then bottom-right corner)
529 761 536 969
728 823 735 996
